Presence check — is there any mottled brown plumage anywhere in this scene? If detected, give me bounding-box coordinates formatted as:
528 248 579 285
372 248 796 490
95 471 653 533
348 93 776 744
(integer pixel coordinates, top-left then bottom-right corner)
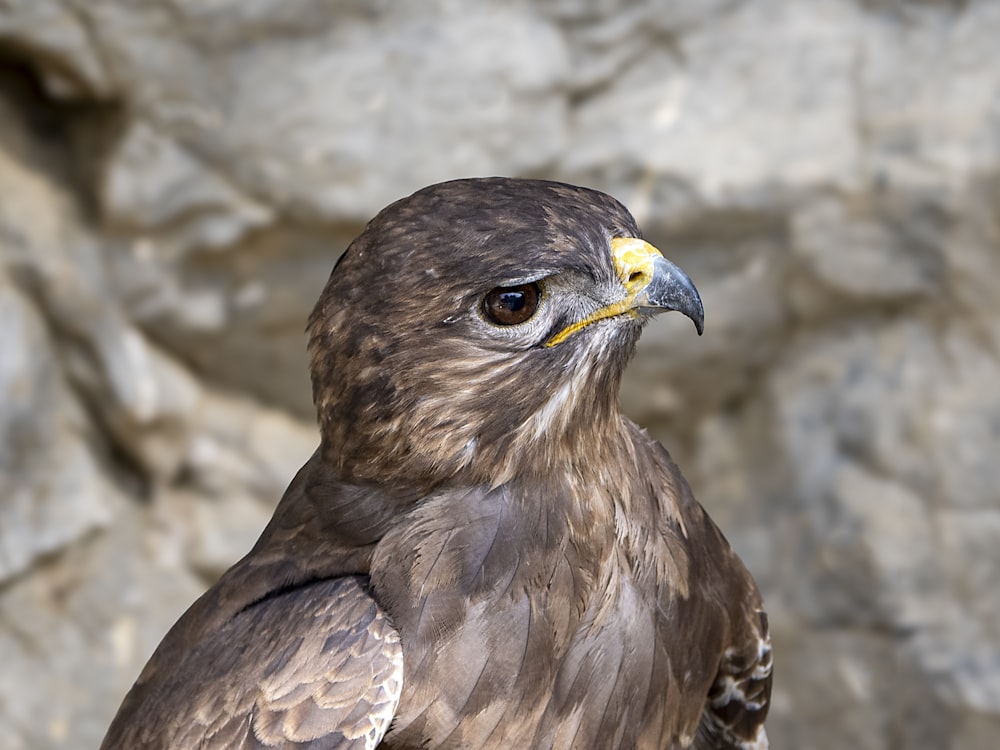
101 177 771 749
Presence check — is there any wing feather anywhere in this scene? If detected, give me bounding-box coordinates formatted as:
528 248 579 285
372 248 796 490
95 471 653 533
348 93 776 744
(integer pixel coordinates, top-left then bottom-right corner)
102 576 402 749
697 609 773 749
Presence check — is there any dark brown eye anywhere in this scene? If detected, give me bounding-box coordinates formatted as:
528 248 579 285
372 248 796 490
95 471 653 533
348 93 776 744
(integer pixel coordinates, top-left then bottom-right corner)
483 282 541 326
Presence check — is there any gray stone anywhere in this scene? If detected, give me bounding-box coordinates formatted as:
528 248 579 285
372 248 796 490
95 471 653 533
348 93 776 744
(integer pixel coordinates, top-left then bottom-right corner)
100 120 275 252
567 0 863 200
76 1 571 220
0 496 207 750
0 1 999 748
859 1 1000 191
0 275 111 582
180 389 318 500
0 124 205 478
790 194 947 303
107 222 355 418
0 99 114 581
0 0 112 97
766 628 896 750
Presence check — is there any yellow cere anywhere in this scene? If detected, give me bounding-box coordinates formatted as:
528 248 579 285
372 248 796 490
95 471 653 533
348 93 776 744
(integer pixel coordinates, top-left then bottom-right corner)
544 237 665 348
609 237 664 291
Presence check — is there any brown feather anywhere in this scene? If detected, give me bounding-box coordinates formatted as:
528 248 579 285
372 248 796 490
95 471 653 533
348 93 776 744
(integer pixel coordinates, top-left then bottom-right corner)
100 178 770 749
102 576 401 749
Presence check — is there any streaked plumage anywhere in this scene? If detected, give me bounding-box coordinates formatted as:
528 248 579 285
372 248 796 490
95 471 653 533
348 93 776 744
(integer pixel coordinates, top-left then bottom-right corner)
101 177 771 749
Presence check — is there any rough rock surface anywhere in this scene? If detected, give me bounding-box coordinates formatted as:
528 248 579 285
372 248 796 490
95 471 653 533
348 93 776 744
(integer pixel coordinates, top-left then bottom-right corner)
1 1 998 748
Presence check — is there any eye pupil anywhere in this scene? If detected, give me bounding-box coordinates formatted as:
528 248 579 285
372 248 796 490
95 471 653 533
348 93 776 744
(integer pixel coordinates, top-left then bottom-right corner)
483 282 541 325
500 291 526 311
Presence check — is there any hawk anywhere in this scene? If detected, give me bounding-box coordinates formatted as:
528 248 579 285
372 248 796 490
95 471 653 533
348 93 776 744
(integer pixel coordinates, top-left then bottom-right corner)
101 177 771 749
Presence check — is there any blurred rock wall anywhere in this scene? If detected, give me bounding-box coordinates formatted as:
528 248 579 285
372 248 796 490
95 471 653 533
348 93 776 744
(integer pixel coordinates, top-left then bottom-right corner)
1 1 999 748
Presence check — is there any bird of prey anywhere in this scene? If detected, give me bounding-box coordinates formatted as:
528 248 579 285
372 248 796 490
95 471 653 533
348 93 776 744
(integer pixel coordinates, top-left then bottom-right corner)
101 177 771 749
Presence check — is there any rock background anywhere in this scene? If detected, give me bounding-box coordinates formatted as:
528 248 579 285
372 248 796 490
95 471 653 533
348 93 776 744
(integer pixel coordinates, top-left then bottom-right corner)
1 1 999 748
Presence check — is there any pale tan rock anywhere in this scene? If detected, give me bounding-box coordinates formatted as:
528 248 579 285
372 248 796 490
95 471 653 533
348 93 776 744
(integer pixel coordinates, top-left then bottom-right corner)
0 1 999 748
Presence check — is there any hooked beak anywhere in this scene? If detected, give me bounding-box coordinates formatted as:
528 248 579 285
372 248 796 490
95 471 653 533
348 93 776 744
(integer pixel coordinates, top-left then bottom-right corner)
544 236 704 347
612 237 704 335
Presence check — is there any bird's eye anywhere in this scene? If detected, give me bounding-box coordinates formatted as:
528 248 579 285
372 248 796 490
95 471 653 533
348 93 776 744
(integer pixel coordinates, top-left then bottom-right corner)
483 282 541 326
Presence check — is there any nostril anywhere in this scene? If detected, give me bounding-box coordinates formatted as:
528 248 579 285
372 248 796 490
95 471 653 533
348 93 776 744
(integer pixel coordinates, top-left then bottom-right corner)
629 271 645 284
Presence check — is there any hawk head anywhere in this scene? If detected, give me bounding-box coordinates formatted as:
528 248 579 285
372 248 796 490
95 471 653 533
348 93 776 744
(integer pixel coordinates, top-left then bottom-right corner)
307 178 703 488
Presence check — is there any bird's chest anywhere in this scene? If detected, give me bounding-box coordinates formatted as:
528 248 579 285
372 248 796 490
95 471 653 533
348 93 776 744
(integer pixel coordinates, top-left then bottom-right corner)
380 551 716 749
372 484 721 748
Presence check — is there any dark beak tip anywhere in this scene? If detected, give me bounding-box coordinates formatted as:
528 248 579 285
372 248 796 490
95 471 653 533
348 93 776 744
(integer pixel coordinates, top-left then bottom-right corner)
642 254 705 337
693 299 705 336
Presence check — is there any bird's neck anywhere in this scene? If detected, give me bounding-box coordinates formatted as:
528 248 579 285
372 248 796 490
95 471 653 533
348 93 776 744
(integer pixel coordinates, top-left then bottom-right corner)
316 373 629 491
